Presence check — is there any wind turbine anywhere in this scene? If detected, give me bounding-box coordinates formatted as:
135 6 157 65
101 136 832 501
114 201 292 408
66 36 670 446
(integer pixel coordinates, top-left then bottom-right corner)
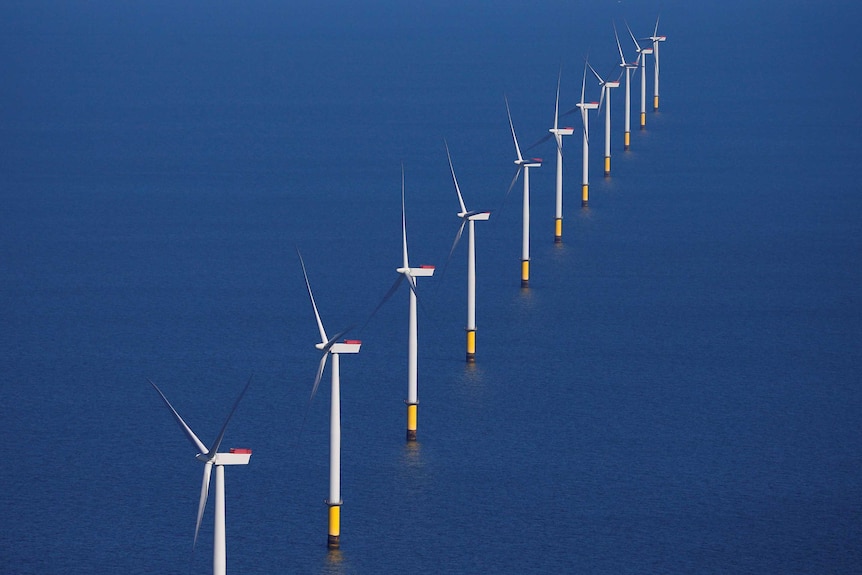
547 71 575 242
149 376 253 575
394 167 435 441
565 64 599 208
648 16 667 111
615 22 640 150
298 249 361 549
444 140 490 363
627 21 653 130
586 61 621 177
505 96 542 287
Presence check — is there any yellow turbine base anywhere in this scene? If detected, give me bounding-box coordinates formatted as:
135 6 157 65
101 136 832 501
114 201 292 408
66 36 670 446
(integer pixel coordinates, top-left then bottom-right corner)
640 112 646 128
654 95 659 111
328 504 341 549
554 218 562 243
604 156 611 176
624 131 630 150
521 259 529 287
466 329 476 362
581 184 589 207
407 403 418 442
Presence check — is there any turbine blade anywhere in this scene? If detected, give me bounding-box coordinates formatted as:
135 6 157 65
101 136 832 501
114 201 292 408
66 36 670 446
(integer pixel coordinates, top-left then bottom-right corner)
444 139 468 214
586 60 604 84
296 349 330 440
614 22 626 65
654 14 661 38
206 373 254 459
554 66 562 130
149 379 208 455
297 248 328 344
401 163 409 269
598 85 607 115
525 132 554 152
194 462 213 548
505 96 524 162
437 217 467 285
359 274 404 332
499 166 523 215
626 21 641 52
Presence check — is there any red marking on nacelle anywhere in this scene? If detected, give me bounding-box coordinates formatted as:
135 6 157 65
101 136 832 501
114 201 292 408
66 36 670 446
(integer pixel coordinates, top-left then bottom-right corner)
420 265 435 269
343 339 362 344
230 448 252 454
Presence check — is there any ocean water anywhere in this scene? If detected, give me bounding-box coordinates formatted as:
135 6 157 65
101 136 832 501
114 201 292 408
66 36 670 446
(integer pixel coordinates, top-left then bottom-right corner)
2 1 861 574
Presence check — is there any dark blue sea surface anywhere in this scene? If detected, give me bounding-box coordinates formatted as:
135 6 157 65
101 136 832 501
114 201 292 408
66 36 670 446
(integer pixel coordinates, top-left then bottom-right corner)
2 1 861 573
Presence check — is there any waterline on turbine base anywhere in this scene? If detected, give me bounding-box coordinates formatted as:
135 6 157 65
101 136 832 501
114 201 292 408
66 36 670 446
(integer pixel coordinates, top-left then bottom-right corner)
554 218 562 243
654 95 659 111
327 502 342 549
640 112 646 129
521 260 529 288
582 184 589 208
624 131 631 150
604 156 611 177
406 402 418 442
466 329 476 363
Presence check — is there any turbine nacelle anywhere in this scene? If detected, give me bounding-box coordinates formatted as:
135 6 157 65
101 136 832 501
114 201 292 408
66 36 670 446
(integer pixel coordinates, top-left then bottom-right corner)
458 210 491 221
194 449 252 466
605 81 621 89
549 127 575 136
515 158 542 168
397 265 435 277
577 102 600 110
315 339 362 354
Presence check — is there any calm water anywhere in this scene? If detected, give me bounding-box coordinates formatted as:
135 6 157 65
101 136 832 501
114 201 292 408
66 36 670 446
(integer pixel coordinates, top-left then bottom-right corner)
2 1 861 574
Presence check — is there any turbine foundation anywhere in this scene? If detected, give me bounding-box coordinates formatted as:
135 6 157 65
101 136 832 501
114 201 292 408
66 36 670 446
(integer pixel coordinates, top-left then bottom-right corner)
406 402 418 442
604 156 611 177
521 260 529 288
581 184 589 208
624 131 631 150
466 329 476 363
640 112 646 129
327 502 341 549
554 218 562 243
654 95 659 111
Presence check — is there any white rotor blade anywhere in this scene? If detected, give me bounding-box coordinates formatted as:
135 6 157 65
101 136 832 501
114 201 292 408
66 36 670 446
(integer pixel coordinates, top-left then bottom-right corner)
297 248 328 344
626 21 642 52
444 139 468 214
553 67 561 130
149 379 208 455
206 373 254 460
193 461 213 548
360 274 405 332
437 217 467 284
586 60 604 85
614 22 627 65
654 14 661 38
401 163 409 269
505 96 524 162
499 165 523 215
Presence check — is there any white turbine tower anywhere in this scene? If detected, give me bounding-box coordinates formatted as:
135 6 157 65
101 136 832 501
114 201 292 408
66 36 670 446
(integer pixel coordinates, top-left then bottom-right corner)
565 64 599 208
393 167 434 441
586 61 621 176
627 21 653 130
505 96 542 287
444 141 490 363
298 250 361 549
648 16 667 111
548 71 575 242
615 22 640 151
149 376 253 575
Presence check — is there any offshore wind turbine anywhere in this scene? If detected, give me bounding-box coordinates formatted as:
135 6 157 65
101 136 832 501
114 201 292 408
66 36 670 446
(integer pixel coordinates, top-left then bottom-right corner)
298 249 361 549
394 167 435 441
627 21 653 130
444 141 490 363
615 22 640 150
587 61 621 176
547 71 575 242
149 376 253 575
648 16 667 111
505 97 542 287
565 65 599 208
